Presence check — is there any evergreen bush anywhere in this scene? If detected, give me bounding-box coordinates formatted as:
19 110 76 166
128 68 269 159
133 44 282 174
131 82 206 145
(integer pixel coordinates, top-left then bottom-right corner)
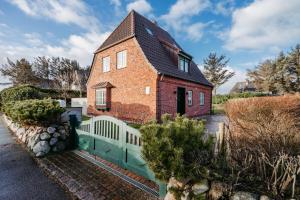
0 85 43 107
3 98 65 125
140 114 214 183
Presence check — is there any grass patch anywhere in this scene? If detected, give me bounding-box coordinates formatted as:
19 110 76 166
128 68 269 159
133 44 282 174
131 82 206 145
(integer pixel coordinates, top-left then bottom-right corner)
212 104 225 115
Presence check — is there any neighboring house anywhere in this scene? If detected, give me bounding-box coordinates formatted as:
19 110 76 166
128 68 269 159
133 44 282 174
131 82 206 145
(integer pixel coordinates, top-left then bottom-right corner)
87 10 213 123
230 81 256 94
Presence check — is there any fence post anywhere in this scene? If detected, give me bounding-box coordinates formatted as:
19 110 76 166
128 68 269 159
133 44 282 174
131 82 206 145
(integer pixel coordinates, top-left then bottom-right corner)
159 182 167 199
69 114 79 149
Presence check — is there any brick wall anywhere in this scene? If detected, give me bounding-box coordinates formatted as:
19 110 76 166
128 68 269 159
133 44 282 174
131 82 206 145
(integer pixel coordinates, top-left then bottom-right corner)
158 75 212 118
87 38 158 123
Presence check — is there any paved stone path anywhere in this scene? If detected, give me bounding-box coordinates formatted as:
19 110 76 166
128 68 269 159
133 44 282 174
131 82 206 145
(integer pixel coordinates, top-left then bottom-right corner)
36 151 158 200
0 117 70 200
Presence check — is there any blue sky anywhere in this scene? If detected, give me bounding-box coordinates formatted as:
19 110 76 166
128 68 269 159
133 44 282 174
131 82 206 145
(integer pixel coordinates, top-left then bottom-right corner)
0 0 299 93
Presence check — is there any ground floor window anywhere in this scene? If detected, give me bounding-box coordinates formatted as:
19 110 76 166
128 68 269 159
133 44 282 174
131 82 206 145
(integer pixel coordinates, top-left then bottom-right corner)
187 90 193 106
200 92 205 106
96 89 106 106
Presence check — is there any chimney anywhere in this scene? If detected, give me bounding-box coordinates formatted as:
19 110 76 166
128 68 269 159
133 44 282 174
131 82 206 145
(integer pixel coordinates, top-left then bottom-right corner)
152 20 157 25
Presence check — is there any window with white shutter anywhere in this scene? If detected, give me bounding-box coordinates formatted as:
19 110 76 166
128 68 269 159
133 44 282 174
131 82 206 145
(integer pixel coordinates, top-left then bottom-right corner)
117 50 127 69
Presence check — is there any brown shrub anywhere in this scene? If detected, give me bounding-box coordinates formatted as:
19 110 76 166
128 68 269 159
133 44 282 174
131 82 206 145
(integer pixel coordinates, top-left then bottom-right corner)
224 95 300 198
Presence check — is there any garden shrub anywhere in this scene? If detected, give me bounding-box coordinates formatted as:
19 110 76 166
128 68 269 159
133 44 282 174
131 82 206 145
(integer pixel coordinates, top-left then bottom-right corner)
213 92 269 104
0 85 43 107
225 95 300 198
3 98 65 125
140 114 214 182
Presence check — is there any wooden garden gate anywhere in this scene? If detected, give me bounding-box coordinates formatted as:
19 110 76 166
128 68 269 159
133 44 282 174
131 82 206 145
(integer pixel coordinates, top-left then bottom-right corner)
75 115 165 197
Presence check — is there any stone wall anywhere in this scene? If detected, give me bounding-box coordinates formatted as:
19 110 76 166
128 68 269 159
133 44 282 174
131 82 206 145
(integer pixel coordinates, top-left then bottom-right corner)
3 115 70 157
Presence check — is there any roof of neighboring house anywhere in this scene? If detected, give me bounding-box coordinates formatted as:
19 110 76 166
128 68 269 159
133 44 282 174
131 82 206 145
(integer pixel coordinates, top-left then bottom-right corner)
95 10 212 87
230 81 256 94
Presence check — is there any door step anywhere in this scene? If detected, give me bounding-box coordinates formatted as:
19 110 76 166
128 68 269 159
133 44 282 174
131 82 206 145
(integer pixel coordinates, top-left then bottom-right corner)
73 150 159 197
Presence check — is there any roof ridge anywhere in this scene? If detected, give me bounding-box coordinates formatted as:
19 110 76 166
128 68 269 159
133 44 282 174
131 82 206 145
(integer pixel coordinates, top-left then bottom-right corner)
96 11 135 52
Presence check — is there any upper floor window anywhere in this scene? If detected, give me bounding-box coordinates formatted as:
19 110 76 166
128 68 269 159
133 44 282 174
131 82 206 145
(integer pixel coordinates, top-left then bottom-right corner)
96 89 106 106
200 92 205 106
102 56 110 72
179 56 189 73
188 90 193 106
117 50 127 69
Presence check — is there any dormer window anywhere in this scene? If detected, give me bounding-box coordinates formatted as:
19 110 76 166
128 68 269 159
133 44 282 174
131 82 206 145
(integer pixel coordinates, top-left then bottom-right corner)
179 55 190 73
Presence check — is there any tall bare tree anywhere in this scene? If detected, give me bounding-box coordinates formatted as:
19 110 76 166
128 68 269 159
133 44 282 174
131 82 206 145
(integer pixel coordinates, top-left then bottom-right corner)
203 53 235 95
33 56 52 88
0 58 37 86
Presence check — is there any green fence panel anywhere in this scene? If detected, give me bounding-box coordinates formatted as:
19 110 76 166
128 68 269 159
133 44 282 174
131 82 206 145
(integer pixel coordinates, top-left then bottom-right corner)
75 115 166 198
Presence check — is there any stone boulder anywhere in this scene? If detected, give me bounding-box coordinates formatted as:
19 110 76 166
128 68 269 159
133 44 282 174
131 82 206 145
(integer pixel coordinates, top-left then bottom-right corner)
16 128 25 138
52 141 66 152
49 137 58 146
28 134 40 149
192 180 209 195
47 127 56 134
260 195 272 200
208 181 230 200
52 132 60 138
230 192 258 200
40 132 51 140
33 141 51 156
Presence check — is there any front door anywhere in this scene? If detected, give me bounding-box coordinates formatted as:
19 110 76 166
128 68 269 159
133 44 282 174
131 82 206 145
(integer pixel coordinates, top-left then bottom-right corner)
177 87 185 115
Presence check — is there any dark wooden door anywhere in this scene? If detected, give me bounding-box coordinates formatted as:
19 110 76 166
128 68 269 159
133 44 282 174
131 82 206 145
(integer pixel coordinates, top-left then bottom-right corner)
177 87 185 115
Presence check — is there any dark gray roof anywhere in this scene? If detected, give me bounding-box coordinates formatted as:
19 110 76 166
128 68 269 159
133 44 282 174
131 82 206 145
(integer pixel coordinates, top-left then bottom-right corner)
96 10 213 87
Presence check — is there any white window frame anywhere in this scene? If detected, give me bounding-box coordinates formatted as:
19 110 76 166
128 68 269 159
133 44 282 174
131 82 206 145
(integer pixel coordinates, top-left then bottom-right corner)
95 89 106 106
102 56 110 72
200 92 205 106
179 56 189 73
117 50 127 69
188 90 193 106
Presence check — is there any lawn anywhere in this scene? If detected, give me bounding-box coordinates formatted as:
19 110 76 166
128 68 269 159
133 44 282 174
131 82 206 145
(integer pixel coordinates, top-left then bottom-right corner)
212 103 225 115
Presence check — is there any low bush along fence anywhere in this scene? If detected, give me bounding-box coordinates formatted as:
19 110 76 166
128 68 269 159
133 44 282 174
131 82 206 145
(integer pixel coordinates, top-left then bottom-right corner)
2 97 70 157
212 92 269 104
0 84 86 108
140 95 300 200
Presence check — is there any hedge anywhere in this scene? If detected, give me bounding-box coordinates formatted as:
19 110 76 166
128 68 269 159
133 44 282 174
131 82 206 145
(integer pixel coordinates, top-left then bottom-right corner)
0 85 43 107
3 99 65 125
212 92 270 104
0 85 86 107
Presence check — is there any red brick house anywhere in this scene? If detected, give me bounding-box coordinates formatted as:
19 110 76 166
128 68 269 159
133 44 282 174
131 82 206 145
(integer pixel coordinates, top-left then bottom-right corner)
87 10 213 123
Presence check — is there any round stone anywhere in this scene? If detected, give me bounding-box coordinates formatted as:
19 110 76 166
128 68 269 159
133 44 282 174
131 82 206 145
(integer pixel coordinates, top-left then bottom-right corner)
52 141 66 152
49 137 58 146
47 127 56 134
40 132 51 140
53 132 60 138
33 141 51 155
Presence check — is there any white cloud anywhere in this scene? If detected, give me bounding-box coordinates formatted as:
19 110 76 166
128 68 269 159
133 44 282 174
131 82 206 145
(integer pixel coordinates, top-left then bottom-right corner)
9 0 99 31
213 0 235 16
46 31 110 66
161 0 210 41
217 67 247 94
126 0 153 15
3 0 113 67
225 0 300 50
186 22 207 41
0 31 110 67
110 0 121 7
